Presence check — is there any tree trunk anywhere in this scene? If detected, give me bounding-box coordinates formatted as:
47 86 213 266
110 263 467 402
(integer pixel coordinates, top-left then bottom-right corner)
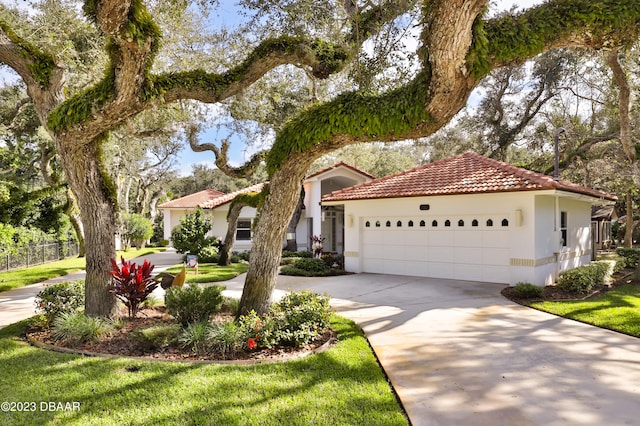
68 207 86 257
284 188 305 252
149 190 164 223
124 177 133 214
219 202 244 266
625 192 634 248
60 139 118 317
239 160 312 315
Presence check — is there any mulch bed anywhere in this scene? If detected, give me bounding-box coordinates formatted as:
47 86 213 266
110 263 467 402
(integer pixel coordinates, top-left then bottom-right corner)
501 270 640 305
26 307 335 364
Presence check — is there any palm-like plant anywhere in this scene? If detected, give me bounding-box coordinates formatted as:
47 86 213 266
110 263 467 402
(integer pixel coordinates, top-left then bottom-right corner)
109 256 158 318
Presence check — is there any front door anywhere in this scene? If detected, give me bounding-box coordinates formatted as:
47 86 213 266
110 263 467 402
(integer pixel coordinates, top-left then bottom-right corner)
321 206 344 254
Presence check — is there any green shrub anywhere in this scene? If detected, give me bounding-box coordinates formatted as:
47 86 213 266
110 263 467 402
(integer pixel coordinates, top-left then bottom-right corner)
282 250 312 258
179 321 212 355
557 262 610 294
615 248 640 268
35 280 85 325
321 253 343 269
234 251 250 262
280 258 330 276
141 294 162 309
51 312 115 345
198 245 220 263
208 321 245 359
239 310 278 349
170 209 218 256
512 282 543 299
239 291 332 348
274 291 332 346
135 324 181 350
165 284 224 326
280 257 301 266
221 296 240 315
613 258 627 274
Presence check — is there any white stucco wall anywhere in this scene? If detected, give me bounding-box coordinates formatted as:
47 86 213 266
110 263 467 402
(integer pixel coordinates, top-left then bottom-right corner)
304 166 372 250
530 194 594 285
160 205 257 251
331 190 596 286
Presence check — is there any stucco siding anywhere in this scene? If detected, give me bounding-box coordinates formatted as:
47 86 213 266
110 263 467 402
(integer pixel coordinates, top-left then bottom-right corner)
337 191 597 286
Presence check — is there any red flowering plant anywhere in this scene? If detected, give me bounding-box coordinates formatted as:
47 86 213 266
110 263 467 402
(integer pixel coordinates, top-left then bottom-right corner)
311 234 326 258
109 256 158 318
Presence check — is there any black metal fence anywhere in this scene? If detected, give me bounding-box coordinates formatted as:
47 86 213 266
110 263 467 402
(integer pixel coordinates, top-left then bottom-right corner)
0 240 79 272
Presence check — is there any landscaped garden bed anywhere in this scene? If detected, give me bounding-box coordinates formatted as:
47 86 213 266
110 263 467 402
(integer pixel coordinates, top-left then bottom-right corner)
26 304 335 363
501 253 640 338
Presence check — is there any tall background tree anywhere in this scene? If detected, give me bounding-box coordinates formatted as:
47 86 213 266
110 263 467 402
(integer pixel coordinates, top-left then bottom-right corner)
1 0 639 317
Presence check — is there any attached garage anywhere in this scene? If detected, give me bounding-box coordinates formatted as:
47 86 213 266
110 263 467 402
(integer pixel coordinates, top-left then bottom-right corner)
322 152 616 286
361 214 511 283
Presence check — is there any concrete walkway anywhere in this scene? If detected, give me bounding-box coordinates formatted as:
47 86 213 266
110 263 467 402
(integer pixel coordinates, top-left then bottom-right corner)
2 263 640 425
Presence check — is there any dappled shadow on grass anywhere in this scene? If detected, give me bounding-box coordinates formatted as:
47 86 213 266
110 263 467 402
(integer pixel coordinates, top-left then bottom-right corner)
530 285 640 337
0 316 407 425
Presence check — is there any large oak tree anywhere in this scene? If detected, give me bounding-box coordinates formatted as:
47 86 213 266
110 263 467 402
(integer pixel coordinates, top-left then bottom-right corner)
1 0 639 316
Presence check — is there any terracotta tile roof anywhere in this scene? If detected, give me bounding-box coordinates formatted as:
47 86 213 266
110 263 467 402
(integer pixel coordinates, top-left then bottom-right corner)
322 152 617 202
158 183 266 209
200 182 266 209
157 189 225 208
306 161 376 180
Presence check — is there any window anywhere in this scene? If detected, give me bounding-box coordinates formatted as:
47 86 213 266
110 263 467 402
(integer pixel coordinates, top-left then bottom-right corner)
501 218 509 227
236 219 252 240
386 220 391 227
408 220 414 227
486 219 493 227
458 220 464 227
444 220 451 227
603 221 612 242
397 220 402 227
365 221 371 228
375 221 381 227
431 220 437 227
472 219 479 227
560 211 567 247
420 220 426 227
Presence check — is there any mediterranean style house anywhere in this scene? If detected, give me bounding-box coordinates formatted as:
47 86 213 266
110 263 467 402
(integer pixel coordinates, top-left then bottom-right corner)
157 162 374 253
321 152 616 286
159 152 615 286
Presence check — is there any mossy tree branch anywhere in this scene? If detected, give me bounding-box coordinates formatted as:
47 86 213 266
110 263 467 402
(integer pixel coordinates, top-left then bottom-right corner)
345 0 414 44
0 21 64 125
266 0 640 175
476 0 640 77
185 124 266 179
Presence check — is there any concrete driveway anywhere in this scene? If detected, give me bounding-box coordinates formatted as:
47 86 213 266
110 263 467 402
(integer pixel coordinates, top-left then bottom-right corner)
256 273 640 426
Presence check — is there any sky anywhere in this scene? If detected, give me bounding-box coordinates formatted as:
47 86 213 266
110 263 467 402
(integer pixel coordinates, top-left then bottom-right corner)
0 0 545 175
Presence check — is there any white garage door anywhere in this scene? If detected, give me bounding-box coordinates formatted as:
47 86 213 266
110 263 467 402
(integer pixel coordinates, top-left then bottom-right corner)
361 215 510 283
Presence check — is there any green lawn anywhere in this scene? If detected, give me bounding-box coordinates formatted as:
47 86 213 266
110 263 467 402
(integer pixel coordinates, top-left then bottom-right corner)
164 262 248 283
0 316 407 426
0 248 166 293
531 285 640 337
